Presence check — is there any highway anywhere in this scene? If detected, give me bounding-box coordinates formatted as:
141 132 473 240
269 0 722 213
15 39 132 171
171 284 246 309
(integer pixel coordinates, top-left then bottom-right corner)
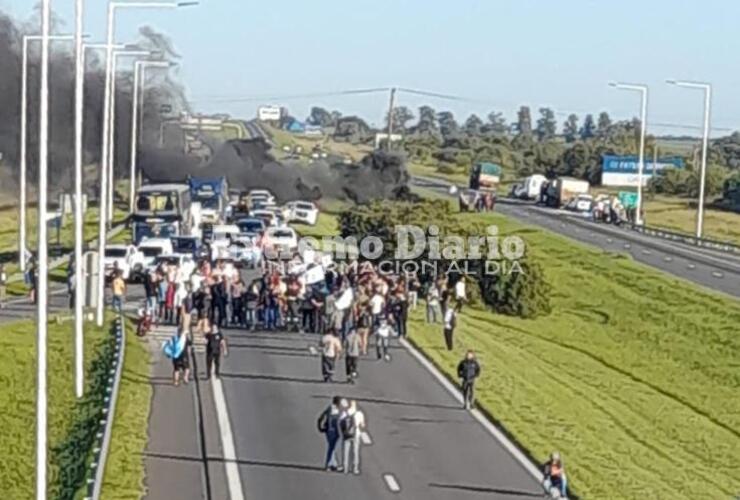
412 176 740 298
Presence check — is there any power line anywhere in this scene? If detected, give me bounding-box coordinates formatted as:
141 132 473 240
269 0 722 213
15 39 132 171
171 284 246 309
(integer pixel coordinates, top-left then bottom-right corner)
191 87 390 104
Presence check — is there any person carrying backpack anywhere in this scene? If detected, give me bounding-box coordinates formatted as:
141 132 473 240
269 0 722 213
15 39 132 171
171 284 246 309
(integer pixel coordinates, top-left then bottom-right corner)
457 350 481 410
317 396 343 471
341 399 365 475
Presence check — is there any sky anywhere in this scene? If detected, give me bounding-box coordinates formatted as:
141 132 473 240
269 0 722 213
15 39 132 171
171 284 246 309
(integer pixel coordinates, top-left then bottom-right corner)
3 0 740 136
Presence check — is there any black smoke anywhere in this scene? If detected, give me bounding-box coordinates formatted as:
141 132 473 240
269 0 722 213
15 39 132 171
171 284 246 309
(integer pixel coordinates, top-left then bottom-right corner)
0 8 188 200
138 137 412 204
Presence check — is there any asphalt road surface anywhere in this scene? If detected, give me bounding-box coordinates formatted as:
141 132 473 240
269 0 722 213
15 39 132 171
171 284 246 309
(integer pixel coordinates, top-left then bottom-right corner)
412 176 740 298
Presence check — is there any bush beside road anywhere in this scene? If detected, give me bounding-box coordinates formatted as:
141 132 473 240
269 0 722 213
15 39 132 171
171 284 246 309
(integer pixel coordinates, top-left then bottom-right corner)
321 203 740 498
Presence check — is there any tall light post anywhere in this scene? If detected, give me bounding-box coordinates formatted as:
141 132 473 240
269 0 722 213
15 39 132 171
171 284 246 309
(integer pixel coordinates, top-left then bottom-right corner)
107 49 152 223
36 0 51 498
19 34 76 273
96 0 198 327
666 79 712 239
129 60 173 213
609 82 648 225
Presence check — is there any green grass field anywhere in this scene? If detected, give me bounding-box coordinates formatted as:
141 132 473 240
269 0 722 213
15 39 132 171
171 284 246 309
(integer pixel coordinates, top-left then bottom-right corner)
100 318 152 499
0 314 118 498
643 196 740 244
316 199 740 498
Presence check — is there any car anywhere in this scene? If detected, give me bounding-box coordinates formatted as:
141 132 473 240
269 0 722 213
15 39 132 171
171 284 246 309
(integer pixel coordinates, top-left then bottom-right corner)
263 226 299 259
248 189 276 206
154 253 196 282
103 244 144 281
137 237 174 272
235 217 266 237
228 236 262 268
170 236 208 260
210 224 240 260
250 209 279 227
286 201 319 225
565 194 594 213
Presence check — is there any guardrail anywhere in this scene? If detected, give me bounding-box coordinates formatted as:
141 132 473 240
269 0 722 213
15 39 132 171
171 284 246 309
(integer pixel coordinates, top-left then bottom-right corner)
629 223 740 256
84 313 126 500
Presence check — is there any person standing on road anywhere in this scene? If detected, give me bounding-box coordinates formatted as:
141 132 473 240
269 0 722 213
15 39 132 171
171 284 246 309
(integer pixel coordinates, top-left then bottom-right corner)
344 328 361 384
375 317 392 361
317 396 343 471
443 302 460 351
111 271 126 314
205 324 228 380
457 350 481 409
0 263 8 309
341 400 365 475
543 451 568 499
320 331 343 382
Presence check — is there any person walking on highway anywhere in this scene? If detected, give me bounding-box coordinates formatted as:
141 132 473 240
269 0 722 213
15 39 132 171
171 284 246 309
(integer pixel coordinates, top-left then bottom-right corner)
320 331 343 383
111 271 126 314
0 263 7 309
344 328 361 384
443 302 460 351
457 350 481 410
205 324 228 380
317 396 343 471
340 399 365 475
375 317 392 361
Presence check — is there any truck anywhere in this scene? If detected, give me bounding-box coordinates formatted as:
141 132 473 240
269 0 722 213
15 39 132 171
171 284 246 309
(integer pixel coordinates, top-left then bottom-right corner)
132 183 192 244
469 162 502 192
187 176 229 225
544 177 590 208
511 174 547 200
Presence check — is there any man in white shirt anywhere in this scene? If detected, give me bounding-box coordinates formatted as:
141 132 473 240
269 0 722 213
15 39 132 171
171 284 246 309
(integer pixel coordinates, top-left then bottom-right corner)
320 332 343 382
341 400 366 475
370 292 385 327
443 303 460 351
375 318 392 361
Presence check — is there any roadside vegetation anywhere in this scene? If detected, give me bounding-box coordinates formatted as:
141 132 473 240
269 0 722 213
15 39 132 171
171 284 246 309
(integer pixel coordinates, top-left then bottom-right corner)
100 317 152 500
0 314 118 498
326 198 740 498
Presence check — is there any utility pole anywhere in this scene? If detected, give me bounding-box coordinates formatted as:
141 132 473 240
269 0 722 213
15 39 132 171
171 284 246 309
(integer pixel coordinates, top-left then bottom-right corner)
386 87 396 151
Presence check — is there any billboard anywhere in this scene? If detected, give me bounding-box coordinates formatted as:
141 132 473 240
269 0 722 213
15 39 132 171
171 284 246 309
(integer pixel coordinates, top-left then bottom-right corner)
258 105 282 122
601 155 684 187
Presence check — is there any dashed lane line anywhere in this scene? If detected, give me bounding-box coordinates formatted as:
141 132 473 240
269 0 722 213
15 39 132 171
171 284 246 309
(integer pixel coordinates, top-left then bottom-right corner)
383 473 401 493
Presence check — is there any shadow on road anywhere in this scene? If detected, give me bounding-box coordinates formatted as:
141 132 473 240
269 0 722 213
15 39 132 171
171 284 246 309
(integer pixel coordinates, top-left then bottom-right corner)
429 482 543 498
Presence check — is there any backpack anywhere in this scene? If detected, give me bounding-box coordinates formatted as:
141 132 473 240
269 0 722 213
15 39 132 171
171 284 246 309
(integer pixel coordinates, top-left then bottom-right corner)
317 408 330 433
340 414 356 439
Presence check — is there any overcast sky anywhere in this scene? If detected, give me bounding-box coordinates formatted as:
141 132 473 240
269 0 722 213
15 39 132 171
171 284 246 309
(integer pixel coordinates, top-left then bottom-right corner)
4 0 740 136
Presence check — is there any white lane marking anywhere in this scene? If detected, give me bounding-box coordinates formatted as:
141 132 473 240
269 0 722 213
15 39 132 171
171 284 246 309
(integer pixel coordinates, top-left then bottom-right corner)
399 337 544 483
712 271 724 278
606 238 613 243
623 243 632 249
687 264 696 270
641 249 652 255
664 256 673 262
211 377 245 500
361 431 372 445
383 473 401 492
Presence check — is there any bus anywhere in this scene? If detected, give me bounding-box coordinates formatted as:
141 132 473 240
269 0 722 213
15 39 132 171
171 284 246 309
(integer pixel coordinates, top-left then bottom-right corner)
132 183 192 244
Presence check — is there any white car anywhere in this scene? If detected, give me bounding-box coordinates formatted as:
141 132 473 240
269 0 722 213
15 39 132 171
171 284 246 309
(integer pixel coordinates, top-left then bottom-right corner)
154 253 196 282
263 226 299 259
286 201 319 225
566 194 594 213
104 244 144 281
137 238 174 272
248 189 276 206
250 209 280 227
228 237 263 268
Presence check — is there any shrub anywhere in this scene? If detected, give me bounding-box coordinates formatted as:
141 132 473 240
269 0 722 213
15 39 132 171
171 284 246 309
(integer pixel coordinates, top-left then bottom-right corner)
479 258 551 318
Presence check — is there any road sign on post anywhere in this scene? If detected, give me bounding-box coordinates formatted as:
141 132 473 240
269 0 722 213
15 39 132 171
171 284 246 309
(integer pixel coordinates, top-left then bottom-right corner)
618 191 639 209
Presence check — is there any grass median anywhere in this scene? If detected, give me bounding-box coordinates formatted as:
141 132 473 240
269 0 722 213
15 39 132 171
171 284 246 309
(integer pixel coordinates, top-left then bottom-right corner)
0 313 118 498
315 200 739 498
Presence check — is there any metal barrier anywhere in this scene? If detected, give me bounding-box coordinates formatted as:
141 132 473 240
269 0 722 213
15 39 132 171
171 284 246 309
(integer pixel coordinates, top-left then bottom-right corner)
84 313 126 500
630 224 740 256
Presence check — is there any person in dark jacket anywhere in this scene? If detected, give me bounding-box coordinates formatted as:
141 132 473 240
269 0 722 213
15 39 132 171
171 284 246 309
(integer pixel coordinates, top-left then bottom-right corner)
457 350 481 409
317 396 343 471
204 324 228 380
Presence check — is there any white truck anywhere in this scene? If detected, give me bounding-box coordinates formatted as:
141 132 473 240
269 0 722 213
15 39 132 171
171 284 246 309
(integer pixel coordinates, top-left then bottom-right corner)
103 244 145 281
545 177 590 208
512 174 547 200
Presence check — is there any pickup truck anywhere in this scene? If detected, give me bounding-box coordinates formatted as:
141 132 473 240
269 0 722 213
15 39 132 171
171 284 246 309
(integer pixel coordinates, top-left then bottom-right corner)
104 244 145 281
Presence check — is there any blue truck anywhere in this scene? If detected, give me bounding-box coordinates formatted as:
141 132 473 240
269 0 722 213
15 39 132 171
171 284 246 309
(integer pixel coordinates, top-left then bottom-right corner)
187 176 230 226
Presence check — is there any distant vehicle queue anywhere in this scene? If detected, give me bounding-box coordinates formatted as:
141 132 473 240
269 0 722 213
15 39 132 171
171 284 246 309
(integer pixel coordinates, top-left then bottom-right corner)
108 179 319 283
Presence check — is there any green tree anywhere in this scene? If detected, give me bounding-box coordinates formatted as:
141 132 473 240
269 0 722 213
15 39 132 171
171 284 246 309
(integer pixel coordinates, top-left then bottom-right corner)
516 106 533 137
464 114 484 136
437 111 460 138
485 111 508 135
308 107 333 127
536 107 557 141
597 111 612 137
580 114 596 140
386 106 415 132
563 113 579 143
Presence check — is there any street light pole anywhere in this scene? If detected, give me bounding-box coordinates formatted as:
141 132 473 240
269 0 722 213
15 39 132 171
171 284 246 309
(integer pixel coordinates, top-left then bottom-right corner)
36 0 51 497
667 79 712 238
608 82 648 225
107 49 151 223
19 34 75 273
73 0 85 400
129 61 172 213
96 1 198 326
